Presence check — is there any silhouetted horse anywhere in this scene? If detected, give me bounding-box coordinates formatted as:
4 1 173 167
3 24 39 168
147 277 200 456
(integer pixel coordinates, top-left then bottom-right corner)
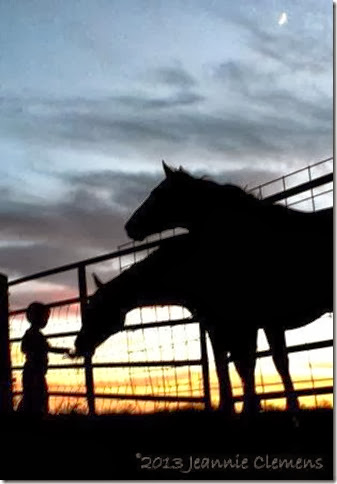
75 235 264 414
125 162 333 411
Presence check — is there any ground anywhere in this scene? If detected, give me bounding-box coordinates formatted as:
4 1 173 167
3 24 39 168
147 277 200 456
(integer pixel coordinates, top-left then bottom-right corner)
2 408 333 480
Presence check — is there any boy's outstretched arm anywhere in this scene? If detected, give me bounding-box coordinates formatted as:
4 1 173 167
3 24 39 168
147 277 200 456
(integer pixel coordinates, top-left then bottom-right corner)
48 345 72 355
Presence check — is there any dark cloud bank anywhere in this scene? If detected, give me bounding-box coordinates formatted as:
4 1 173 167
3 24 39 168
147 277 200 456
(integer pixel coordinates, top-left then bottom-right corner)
1 164 282 291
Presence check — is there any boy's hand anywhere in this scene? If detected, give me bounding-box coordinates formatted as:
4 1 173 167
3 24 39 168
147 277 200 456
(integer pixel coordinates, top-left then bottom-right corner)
65 349 78 359
62 349 73 359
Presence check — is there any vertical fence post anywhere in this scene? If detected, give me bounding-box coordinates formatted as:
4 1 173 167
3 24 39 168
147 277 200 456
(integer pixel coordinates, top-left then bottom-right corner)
199 325 212 410
308 166 316 212
0 273 13 414
78 265 96 415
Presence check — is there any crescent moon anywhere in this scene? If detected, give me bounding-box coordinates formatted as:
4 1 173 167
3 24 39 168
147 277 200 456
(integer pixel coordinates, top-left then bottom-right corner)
278 12 288 25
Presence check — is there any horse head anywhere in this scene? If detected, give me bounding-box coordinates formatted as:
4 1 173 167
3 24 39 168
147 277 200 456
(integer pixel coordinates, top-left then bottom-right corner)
125 161 202 241
125 161 254 241
74 274 123 356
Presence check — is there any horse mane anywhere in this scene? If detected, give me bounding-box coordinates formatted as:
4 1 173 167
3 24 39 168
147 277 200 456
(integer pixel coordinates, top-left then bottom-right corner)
172 166 332 230
175 166 267 205
173 166 307 226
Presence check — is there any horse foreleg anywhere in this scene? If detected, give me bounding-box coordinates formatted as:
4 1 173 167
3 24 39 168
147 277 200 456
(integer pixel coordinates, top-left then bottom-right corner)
231 328 259 415
208 330 234 416
264 326 299 411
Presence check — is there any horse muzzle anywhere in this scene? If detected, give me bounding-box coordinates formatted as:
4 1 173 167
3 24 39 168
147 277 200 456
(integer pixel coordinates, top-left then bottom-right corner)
125 221 145 241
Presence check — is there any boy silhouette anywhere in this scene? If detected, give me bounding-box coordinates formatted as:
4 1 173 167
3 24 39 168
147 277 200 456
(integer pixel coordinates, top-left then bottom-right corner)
19 301 71 415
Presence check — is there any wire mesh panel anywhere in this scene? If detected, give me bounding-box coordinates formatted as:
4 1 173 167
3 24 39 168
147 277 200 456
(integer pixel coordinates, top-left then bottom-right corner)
89 306 204 413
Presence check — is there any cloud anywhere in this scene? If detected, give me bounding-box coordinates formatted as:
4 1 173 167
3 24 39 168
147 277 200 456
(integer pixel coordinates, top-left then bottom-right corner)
154 66 197 88
63 170 162 211
3 243 86 283
0 64 331 172
116 91 204 110
214 58 331 124
0 30 332 172
0 162 283 277
214 60 277 96
0 177 131 307
63 164 285 213
0 183 127 279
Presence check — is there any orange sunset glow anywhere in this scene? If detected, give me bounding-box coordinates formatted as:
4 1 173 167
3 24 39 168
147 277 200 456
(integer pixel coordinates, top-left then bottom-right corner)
10 296 333 414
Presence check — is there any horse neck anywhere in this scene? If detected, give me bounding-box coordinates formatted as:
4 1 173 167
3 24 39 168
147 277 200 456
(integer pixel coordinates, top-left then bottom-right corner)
182 178 332 234
185 189 324 236
182 180 225 230
183 184 258 232
102 248 169 311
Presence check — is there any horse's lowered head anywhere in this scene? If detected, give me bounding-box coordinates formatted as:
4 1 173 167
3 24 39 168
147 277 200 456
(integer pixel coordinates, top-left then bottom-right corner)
74 274 123 357
125 161 254 241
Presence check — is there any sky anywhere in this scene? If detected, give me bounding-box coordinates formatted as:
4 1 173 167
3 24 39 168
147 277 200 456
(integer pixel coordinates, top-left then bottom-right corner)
0 0 333 285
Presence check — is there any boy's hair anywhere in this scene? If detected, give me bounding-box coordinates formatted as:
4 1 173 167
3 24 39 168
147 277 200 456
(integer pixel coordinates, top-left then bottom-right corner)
26 302 49 325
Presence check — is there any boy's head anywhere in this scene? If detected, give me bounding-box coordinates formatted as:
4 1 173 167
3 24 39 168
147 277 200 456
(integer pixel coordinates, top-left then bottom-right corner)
26 302 50 328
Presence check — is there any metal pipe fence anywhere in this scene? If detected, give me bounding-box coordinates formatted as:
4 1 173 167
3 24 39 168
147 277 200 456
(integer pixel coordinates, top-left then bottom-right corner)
3 157 333 414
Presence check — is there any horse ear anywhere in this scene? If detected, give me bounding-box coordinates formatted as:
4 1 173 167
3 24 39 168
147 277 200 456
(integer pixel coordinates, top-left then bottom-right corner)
93 273 104 289
162 160 175 178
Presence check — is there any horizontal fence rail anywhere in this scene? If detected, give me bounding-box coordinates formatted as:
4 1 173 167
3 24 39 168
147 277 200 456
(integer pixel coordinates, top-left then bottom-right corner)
263 173 333 204
5 156 334 414
10 338 333 369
